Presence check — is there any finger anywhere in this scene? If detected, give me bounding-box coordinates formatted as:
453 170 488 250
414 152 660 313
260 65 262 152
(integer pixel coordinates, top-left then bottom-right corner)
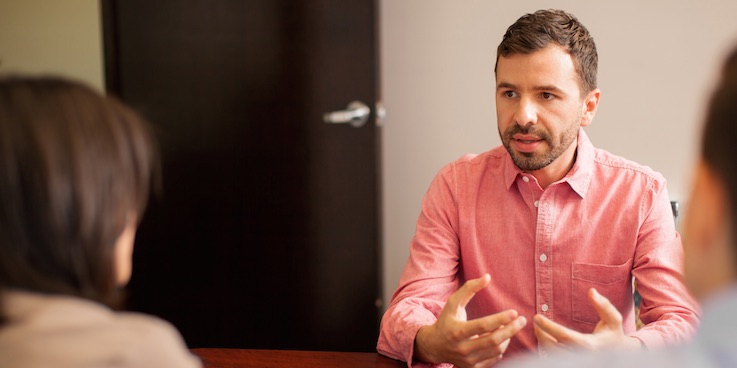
533 314 584 347
485 315 526 346
533 320 558 345
446 274 491 312
457 337 510 367
533 317 566 350
588 288 623 328
464 315 526 357
533 319 575 354
459 309 520 339
535 328 573 355
534 324 563 353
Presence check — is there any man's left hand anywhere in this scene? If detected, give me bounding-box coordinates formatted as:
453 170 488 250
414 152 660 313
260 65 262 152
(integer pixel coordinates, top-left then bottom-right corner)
532 288 643 351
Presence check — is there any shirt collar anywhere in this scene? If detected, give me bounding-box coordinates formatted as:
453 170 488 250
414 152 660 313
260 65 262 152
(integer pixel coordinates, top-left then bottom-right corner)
503 128 594 198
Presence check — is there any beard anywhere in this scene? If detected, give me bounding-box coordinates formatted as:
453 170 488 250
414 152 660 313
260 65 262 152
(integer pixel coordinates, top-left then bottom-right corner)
500 120 580 172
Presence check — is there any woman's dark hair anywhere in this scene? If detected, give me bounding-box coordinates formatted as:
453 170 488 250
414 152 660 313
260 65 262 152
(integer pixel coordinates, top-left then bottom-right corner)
0 76 158 320
496 9 598 94
702 47 737 258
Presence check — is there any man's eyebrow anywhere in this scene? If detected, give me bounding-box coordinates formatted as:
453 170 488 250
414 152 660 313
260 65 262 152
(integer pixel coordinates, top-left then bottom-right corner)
535 85 564 93
496 82 515 90
496 82 565 93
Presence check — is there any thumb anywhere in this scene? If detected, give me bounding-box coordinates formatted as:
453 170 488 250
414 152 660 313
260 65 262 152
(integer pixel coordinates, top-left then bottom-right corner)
448 274 491 312
589 288 623 328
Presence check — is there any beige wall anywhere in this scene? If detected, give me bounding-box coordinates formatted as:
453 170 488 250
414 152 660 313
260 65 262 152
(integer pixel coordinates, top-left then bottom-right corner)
0 0 103 90
379 1 737 306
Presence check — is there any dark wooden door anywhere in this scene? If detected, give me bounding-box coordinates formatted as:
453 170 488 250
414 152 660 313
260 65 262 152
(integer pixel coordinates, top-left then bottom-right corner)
102 0 380 352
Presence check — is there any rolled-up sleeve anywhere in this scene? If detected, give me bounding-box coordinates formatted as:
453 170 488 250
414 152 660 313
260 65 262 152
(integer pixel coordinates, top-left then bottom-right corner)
630 177 700 347
377 165 460 368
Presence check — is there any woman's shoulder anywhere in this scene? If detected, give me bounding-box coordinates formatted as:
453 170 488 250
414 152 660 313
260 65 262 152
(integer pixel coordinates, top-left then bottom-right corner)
0 290 201 368
111 311 203 368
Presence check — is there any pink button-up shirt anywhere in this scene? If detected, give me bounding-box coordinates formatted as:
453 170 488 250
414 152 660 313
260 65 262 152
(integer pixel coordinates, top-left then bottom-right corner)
377 130 700 367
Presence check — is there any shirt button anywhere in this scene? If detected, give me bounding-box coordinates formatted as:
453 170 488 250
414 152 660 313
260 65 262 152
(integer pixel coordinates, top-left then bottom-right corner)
541 304 549 312
534 200 539 208
539 253 547 262
522 176 529 183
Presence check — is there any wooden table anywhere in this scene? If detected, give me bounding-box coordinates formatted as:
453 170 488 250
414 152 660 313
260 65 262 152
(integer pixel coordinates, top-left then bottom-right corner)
191 348 406 368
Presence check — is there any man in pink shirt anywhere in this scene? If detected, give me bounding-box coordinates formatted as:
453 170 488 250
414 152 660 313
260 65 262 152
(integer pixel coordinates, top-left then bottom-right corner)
377 9 700 368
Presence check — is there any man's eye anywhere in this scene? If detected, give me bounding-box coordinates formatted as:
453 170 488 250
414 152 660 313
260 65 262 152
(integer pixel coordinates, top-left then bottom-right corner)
503 91 516 98
541 92 554 100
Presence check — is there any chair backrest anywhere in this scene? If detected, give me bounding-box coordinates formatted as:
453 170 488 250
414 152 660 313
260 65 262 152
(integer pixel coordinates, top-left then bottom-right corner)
671 201 679 220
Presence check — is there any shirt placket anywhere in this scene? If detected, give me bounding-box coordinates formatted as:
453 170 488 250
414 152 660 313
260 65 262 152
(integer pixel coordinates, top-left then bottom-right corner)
534 187 555 351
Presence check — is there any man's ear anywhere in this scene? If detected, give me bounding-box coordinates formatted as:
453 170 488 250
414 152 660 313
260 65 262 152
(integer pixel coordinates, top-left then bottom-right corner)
580 88 600 128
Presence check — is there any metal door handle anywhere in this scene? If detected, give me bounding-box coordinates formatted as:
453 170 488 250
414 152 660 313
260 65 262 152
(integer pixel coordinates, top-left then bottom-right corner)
323 101 370 127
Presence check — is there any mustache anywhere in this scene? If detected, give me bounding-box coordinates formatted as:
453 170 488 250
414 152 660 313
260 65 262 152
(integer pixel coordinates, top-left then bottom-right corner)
503 124 550 141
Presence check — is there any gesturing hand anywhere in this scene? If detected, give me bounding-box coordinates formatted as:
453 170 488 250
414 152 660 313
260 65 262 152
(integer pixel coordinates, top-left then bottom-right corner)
414 274 527 368
533 288 642 352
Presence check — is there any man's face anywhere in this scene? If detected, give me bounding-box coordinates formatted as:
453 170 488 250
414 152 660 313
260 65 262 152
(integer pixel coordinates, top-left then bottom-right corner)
495 44 596 172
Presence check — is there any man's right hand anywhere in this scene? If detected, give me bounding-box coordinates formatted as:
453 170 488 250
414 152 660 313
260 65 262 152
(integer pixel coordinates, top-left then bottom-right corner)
413 274 527 368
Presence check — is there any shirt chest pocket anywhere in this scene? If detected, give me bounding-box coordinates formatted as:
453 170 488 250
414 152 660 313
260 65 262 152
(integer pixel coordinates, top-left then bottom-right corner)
571 259 633 325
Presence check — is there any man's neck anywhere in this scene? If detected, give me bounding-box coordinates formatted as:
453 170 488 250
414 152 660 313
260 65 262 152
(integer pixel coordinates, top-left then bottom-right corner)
528 144 578 189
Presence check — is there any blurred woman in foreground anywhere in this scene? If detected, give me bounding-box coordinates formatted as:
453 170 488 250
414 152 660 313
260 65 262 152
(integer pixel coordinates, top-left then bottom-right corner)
0 76 201 368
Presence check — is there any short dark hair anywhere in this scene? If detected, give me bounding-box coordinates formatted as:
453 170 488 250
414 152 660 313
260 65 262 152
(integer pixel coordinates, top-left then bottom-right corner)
495 9 598 95
702 47 737 256
0 76 158 314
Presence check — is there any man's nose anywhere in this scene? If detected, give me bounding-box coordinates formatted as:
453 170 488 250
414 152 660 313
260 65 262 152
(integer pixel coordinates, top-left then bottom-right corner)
515 97 538 126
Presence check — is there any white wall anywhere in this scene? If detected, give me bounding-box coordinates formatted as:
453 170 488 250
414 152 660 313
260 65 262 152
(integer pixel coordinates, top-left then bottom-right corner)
6 0 737 318
0 0 103 90
379 0 737 306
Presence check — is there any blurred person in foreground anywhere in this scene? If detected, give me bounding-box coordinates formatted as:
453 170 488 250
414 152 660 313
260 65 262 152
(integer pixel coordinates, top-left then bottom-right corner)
505 43 737 368
377 9 699 368
0 76 201 368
